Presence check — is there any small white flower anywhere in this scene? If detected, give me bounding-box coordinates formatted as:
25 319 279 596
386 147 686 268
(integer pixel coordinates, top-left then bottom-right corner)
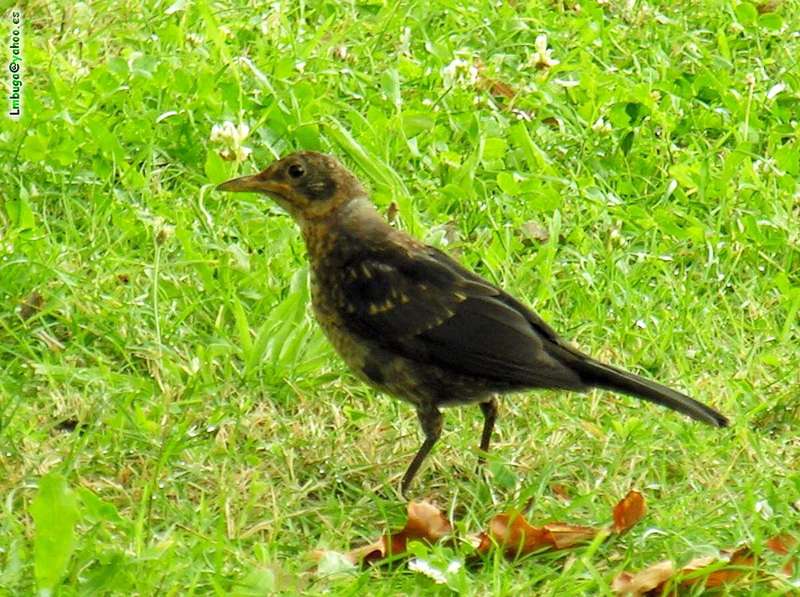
408 558 461 584
409 558 447 584
186 32 204 46
528 34 559 69
210 121 252 161
745 72 756 87
441 51 479 88
592 116 612 134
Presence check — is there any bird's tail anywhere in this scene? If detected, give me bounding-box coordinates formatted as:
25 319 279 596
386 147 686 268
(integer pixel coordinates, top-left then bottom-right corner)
570 357 729 427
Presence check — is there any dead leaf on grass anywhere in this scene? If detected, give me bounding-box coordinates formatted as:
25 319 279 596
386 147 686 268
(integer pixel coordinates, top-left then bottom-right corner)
611 490 647 534
480 512 598 558
314 501 452 568
611 560 675 596
766 533 798 576
613 545 760 595
479 489 646 560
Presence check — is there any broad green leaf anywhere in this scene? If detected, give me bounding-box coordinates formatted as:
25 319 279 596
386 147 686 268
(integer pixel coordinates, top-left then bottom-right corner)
496 171 520 196
31 473 80 594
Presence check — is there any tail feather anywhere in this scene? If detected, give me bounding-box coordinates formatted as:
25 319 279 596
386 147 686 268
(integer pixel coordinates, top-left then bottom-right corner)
572 357 728 427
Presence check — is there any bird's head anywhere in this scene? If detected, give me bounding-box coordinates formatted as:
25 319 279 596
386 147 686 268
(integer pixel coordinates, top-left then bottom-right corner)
216 151 366 222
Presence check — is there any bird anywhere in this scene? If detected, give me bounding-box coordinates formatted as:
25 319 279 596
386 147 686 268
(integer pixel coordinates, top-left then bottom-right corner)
217 151 729 494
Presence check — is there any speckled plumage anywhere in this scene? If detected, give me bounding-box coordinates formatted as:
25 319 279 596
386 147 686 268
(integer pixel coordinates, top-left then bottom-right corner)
218 151 728 494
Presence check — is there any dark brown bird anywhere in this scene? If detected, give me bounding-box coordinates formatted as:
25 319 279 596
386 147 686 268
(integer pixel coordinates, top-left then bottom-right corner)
217 151 728 494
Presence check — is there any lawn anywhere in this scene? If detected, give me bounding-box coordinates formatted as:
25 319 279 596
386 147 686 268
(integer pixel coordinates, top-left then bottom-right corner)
1 0 798 594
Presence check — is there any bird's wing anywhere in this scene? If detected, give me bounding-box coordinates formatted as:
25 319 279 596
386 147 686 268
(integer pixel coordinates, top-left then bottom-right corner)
334 246 585 390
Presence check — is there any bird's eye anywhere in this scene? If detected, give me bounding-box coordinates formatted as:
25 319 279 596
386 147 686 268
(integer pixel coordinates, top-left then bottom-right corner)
288 164 305 179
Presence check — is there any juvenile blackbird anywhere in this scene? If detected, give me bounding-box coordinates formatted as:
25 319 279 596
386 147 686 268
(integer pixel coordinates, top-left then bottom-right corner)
217 151 728 494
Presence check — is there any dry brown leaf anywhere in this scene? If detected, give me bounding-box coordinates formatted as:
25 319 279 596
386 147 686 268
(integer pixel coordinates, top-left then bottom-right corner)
480 76 516 100
474 60 517 103
486 511 598 558
343 501 452 566
611 560 675 596
680 546 754 589
613 545 759 595
766 533 797 555
766 533 797 576
612 490 647 534
543 523 599 549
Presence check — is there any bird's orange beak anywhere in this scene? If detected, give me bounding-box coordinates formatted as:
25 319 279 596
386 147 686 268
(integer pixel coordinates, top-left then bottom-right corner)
217 165 293 195
216 173 268 193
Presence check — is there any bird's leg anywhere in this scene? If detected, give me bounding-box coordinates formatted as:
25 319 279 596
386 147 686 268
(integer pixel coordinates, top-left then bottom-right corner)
401 407 443 496
478 398 498 464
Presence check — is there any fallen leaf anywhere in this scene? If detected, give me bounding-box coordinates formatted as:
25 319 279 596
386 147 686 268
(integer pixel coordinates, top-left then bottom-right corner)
474 60 517 103
338 501 452 566
681 546 754 588
479 76 516 100
766 533 797 576
486 511 598 558
766 533 797 556
613 545 760 595
611 490 646 534
611 560 675 596
543 523 600 549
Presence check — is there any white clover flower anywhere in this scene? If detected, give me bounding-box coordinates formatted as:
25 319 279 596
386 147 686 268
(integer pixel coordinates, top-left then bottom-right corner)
529 34 559 70
210 121 252 161
442 51 479 88
592 116 612 134
408 558 462 584
186 32 204 46
408 558 447 584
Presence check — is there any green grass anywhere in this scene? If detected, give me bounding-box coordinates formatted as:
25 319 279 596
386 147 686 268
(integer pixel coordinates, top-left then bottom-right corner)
1 0 799 594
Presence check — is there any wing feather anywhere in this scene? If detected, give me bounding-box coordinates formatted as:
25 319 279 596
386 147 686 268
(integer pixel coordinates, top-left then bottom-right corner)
334 247 584 390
